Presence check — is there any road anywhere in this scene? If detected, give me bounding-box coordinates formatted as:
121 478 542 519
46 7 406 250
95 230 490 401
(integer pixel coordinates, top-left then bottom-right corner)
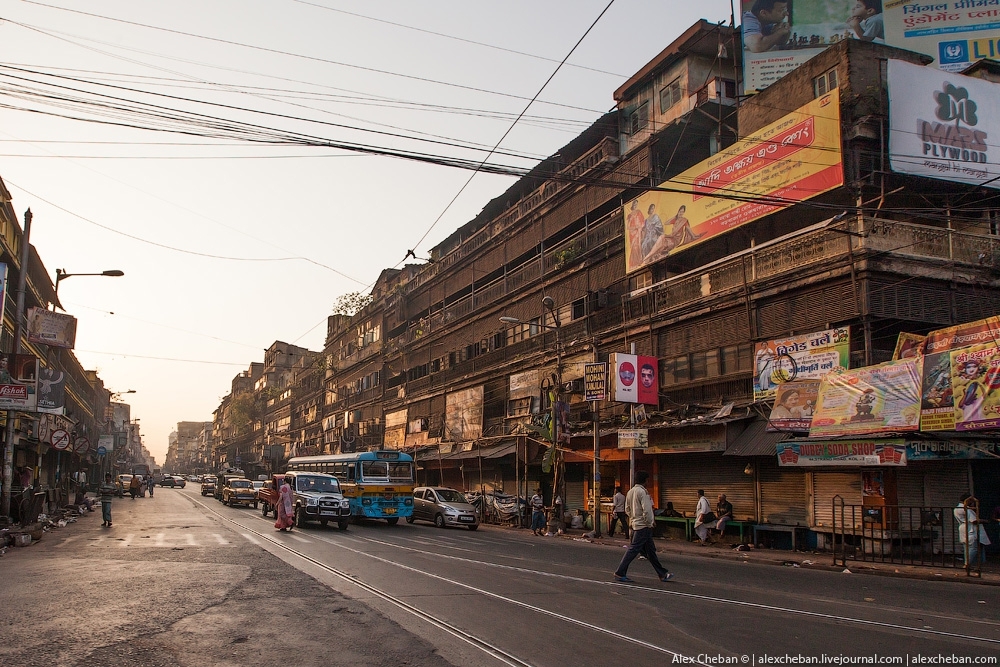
6 485 998 667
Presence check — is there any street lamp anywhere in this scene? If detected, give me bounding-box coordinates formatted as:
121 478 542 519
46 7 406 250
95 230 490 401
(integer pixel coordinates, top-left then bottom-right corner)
54 268 124 299
109 389 136 400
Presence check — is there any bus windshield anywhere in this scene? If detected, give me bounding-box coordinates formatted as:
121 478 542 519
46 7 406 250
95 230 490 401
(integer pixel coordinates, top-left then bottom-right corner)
361 460 413 482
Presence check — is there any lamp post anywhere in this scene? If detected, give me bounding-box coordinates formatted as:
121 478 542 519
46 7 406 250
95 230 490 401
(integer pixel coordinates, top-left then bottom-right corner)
53 269 124 309
500 295 564 532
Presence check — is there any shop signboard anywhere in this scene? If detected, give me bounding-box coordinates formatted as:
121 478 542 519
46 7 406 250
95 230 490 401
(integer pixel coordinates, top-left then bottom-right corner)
624 91 842 274
617 429 649 449
766 380 820 432
889 60 1000 189
754 327 850 400
777 439 908 466
949 342 1000 431
584 362 607 402
920 316 1000 430
98 434 114 453
26 307 78 349
0 353 38 411
809 357 923 437
906 439 1000 460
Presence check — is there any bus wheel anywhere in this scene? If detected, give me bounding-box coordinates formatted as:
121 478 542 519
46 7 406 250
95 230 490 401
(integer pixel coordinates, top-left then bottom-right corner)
386 517 399 526
405 515 414 524
338 520 348 531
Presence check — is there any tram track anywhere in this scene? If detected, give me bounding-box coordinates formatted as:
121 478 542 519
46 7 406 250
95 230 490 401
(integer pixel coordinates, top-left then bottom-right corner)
190 492 1000 662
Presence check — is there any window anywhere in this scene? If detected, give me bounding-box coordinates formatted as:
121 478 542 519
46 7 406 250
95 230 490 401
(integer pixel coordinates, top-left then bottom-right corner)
813 68 838 97
507 317 540 345
722 79 737 99
660 79 682 113
572 298 587 321
660 355 690 386
507 396 534 417
630 271 653 292
691 350 720 380
629 101 649 135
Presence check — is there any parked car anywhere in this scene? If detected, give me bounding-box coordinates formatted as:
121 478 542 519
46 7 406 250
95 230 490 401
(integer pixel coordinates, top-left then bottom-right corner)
251 479 265 500
200 478 216 496
222 478 256 507
407 487 479 530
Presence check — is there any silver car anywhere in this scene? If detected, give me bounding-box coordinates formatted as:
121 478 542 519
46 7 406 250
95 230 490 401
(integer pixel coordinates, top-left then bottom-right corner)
407 486 479 530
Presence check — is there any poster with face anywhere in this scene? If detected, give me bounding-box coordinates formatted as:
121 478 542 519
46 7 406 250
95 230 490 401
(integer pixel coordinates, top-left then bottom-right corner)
611 354 659 405
950 343 1000 431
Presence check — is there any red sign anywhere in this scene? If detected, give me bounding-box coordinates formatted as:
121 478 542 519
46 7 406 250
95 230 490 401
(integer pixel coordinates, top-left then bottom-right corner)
73 437 90 454
0 385 28 399
51 428 70 450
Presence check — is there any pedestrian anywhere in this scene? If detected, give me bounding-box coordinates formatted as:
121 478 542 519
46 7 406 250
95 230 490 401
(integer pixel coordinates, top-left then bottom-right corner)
609 485 630 539
99 473 116 527
715 493 733 536
146 474 154 497
954 494 990 567
613 471 673 583
530 488 546 536
694 489 715 545
128 474 141 499
274 478 295 531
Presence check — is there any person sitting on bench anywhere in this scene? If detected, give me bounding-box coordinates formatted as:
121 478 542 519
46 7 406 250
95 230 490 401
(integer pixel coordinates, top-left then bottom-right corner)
715 494 734 535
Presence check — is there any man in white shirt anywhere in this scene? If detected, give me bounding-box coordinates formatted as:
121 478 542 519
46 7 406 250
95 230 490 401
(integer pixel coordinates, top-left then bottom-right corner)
613 471 673 583
609 485 629 539
694 489 713 545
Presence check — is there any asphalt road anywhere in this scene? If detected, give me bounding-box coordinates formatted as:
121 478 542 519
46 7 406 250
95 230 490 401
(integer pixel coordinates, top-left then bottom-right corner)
4 486 998 667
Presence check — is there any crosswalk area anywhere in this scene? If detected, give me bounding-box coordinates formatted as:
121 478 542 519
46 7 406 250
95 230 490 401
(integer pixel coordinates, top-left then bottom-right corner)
76 532 240 548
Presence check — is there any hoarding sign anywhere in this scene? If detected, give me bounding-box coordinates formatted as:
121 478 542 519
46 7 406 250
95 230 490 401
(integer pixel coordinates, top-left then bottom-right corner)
777 439 908 466
754 327 850 400
0 353 38 411
37 366 66 415
767 380 820 432
584 362 607 401
892 332 926 360
617 429 649 449
26 307 78 349
741 1 883 93
610 354 658 404
809 357 923 437
920 316 1000 430
949 342 1000 431
889 59 1000 188
624 91 842 274
884 1 1000 73
98 434 114 453
906 439 1000 460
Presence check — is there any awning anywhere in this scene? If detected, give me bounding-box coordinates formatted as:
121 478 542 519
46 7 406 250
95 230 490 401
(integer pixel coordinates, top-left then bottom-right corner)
724 419 789 457
417 440 517 465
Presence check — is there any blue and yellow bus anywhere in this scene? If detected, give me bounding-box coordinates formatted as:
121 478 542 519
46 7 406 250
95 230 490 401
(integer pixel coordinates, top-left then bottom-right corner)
286 450 414 524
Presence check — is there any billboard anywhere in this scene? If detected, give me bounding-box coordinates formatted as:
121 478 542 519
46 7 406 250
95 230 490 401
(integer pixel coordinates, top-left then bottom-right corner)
920 316 1000 430
892 332 926 360
809 357 923 437
0 353 38 411
950 343 1000 431
767 380 820 431
37 366 66 415
610 354 658 405
742 0 885 93
617 429 649 449
754 327 850 400
885 1 1000 72
624 91 842 274
888 59 1000 188
27 307 78 349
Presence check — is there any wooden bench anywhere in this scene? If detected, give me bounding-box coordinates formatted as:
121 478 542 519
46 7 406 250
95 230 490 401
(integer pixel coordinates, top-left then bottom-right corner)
654 515 695 540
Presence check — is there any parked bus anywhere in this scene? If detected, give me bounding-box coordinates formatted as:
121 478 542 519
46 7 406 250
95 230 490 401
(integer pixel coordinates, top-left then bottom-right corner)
286 451 414 524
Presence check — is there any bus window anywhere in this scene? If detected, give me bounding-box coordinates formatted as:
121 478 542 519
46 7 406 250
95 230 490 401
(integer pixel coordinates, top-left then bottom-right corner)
388 462 413 482
347 464 356 482
361 460 388 480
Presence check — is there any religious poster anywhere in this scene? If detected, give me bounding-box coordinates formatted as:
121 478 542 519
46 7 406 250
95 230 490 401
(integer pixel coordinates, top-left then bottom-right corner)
950 343 1000 431
920 316 1000 430
809 357 923 438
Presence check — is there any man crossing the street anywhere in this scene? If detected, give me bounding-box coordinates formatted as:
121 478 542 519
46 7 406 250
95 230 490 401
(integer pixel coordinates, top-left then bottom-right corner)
613 471 672 583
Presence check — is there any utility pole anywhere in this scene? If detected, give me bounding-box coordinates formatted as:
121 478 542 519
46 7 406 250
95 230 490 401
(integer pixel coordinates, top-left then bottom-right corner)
1 208 32 517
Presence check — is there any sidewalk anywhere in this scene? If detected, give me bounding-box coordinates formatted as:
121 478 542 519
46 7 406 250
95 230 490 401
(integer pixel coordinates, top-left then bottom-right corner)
528 524 1000 586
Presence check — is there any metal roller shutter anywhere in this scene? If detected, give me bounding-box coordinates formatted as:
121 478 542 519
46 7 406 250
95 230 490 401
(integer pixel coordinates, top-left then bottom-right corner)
565 480 586 515
657 453 756 521
920 461 970 555
896 468 926 531
759 457 807 526
812 471 862 530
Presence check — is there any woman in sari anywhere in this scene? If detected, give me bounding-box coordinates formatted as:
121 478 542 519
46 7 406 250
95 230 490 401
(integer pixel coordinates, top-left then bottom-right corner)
274 480 295 531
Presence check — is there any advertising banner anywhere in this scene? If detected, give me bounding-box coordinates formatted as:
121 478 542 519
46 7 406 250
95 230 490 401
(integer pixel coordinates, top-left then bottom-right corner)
884 1 1000 73
610 354 658 404
624 90 842 274
584 362 607 402
892 332 926 360
950 342 1000 431
0 353 38 411
754 327 850 400
907 439 1000 460
445 386 483 442
777 439 908 466
98 434 114 453
26 307 78 349
889 59 1000 188
767 380 820 431
742 1 884 93
0 263 6 328
809 357 923 437
37 366 66 415
920 316 1000 430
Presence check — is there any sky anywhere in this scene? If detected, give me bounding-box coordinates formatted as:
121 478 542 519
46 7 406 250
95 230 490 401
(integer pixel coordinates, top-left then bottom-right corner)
0 0 734 463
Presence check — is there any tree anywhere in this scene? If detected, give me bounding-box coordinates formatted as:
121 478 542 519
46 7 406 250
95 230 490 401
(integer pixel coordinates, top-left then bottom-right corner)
332 291 373 316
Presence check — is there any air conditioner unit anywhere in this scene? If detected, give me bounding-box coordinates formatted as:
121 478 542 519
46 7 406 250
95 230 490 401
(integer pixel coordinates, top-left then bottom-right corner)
563 378 586 394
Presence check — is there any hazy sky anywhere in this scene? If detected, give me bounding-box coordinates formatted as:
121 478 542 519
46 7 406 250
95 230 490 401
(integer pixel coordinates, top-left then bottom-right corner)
0 0 733 463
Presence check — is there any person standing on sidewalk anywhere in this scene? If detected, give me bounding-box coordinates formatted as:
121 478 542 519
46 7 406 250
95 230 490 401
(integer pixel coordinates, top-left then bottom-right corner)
694 490 714 545
609 485 629 539
530 488 546 536
99 473 116 527
613 471 672 583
